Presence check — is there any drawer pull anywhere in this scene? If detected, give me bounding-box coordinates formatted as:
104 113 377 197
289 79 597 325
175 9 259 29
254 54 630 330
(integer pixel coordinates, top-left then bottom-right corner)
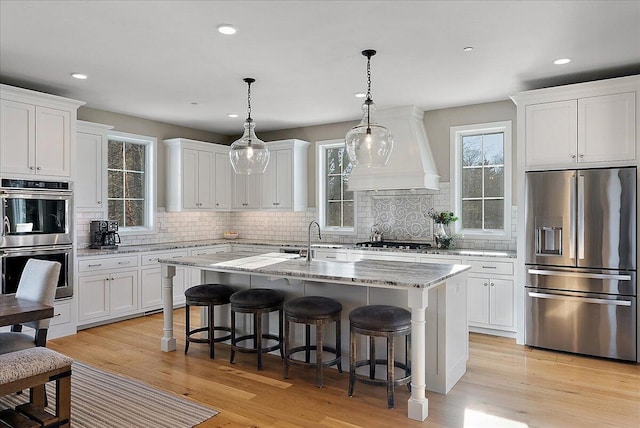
88 263 102 267
118 261 130 265
482 265 497 269
54 313 62 317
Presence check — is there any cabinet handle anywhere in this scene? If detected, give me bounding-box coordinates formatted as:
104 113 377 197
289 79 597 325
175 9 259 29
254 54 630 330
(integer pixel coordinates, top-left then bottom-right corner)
29 166 35 170
216 203 219 206
37 166 42 170
571 154 577 159
490 283 495 286
118 261 130 265
88 263 102 267
54 313 62 317
579 154 584 159
481 265 497 269
97 201 102 205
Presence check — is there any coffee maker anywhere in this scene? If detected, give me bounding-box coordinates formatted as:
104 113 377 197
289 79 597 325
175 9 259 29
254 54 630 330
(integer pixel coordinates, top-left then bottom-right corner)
89 220 120 249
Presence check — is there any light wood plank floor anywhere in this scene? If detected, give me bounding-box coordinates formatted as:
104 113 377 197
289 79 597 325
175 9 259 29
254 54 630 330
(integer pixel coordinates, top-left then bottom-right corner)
49 309 640 427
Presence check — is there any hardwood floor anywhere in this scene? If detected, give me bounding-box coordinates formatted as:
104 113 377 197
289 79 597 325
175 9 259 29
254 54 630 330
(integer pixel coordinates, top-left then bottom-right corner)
48 310 640 427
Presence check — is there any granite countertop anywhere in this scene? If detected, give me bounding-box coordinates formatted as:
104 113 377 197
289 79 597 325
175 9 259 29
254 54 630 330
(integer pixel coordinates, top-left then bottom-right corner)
76 238 516 259
158 251 471 289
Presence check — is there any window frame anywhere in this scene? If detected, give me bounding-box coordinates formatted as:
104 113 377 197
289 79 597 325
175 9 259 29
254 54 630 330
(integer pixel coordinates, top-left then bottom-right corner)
315 139 356 235
450 121 512 241
106 130 156 234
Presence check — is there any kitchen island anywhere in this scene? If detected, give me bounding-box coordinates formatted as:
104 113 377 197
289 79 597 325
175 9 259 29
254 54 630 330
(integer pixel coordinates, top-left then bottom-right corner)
158 251 470 421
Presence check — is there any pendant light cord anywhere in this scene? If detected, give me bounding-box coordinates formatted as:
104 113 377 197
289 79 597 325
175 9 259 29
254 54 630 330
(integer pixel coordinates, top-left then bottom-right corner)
363 50 375 134
246 80 252 122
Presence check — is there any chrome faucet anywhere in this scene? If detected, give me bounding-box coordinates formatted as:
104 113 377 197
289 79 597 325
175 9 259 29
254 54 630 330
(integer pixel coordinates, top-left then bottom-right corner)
307 220 321 262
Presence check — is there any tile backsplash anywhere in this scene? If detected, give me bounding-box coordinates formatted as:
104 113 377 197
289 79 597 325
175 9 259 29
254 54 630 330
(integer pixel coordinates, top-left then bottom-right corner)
75 182 517 251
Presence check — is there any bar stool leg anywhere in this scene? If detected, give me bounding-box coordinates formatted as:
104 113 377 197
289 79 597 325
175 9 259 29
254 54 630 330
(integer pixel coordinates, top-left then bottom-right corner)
349 328 356 397
369 336 376 379
284 315 291 379
208 304 215 359
336 319 342 373
230 309 236 364
256 309 263 370
305 324 311 363
387 334 395 409
279 307 284 359
185 304 191 354
316 320 323 388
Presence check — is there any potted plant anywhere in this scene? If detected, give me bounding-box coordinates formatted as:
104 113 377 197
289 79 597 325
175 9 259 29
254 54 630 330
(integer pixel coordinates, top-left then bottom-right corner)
425 208 459 249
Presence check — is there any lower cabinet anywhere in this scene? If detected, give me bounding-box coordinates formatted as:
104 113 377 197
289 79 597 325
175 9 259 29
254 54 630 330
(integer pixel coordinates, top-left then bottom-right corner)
77 270 139 323
140 265 188 310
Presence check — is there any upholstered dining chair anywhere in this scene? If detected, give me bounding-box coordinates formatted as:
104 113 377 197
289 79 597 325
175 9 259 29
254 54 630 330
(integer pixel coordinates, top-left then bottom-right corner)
0 259 61 355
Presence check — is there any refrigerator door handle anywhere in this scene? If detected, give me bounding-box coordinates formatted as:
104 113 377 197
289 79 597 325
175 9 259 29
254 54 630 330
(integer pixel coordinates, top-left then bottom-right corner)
569 173 576 261
577 173 585 260
528 291 632 307
527 268 632 281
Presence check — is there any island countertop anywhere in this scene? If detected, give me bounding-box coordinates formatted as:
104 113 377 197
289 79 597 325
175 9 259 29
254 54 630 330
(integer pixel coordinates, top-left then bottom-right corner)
158 251 471 289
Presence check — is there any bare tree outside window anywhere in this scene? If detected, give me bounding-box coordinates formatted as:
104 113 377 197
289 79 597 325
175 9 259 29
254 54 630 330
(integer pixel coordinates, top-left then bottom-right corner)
107 139 146 227
325 146 354 228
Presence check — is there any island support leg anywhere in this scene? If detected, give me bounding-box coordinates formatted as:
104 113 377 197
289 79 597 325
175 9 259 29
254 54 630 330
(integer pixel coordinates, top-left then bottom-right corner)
161 264 177 352
407 287 429 421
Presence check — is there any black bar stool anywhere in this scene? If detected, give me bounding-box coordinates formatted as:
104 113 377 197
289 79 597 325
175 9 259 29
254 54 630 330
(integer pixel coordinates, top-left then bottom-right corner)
348 305 411 409
230 288 285 370
184 283 235 359
283 296 343 388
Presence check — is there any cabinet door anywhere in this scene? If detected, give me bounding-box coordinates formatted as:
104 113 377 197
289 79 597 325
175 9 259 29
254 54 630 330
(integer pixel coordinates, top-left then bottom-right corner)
232 174 249 209
467 276 489 325
246 173 261 208
489 278 514 328
76 132 105 210
77 274 109 321
275 149 293 209
525 100 578 167
0 99 35 175
214 152 230 210
197 150 214 209
35 106 70 177
182 148 200 209
262 153 278 208
578 92 636 163
109 270 138 316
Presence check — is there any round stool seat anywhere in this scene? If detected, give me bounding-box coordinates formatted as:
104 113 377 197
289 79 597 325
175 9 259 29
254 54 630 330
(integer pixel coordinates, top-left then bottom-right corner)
349 305 411 331
285 296 342 319
231 288 284 309
185 283 235 305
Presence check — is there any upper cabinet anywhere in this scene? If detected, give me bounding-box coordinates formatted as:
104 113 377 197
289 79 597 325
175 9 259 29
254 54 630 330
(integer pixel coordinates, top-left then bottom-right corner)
75 120 113 213
0 84 84 179
513 76 638 170
164 138 229 212
232 172 261 210
260 139 310 211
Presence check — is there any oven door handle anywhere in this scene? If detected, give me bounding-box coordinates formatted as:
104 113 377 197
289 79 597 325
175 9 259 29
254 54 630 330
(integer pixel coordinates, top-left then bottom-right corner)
527 268 632 281
0 245 73 257
528 291 632 306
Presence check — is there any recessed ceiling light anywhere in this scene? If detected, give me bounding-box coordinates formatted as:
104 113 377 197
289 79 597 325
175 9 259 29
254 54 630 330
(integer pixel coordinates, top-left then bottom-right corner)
227 113 239 118
554 58 571 65
190 102 198 105
71 73 88 80
463 46 474 52
354 92 366 98
217 24 237 35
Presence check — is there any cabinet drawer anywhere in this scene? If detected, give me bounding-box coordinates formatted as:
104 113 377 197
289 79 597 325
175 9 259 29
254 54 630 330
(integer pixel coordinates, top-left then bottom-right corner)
467 260 513 275
189 246 228 256
141 251 188 266
78 255 139 273
51 301 71 326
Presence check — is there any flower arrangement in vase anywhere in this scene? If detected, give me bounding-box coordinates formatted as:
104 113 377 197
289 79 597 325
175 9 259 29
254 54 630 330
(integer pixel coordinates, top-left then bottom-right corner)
425 208 459 249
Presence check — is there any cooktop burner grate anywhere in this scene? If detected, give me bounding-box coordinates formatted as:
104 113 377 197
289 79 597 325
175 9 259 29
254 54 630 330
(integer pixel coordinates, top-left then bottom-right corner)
355 241 433 250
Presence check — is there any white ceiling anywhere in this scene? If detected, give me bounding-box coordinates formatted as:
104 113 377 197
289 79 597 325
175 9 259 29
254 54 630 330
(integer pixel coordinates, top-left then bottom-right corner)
1 1 639 135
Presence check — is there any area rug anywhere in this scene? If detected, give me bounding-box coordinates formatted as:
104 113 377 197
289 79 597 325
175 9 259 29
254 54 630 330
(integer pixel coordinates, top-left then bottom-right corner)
0 361 217 427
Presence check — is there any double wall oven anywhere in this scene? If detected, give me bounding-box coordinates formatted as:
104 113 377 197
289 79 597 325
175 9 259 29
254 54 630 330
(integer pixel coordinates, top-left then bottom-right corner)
1 178 73 299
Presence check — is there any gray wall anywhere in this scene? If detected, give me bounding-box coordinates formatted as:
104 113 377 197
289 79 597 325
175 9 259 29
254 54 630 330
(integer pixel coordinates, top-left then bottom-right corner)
77 107 231 208
80 100 517 209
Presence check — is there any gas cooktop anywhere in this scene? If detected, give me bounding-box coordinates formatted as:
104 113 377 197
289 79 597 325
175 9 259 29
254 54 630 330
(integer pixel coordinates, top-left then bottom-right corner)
355 241 433 250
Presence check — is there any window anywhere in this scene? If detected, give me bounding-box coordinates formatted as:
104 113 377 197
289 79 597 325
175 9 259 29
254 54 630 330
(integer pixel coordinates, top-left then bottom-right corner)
316 139 355 233
450 121 512 240
107 131 156 233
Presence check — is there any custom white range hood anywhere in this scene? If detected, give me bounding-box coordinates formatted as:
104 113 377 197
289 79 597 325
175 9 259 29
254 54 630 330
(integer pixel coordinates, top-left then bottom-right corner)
347 105 440 191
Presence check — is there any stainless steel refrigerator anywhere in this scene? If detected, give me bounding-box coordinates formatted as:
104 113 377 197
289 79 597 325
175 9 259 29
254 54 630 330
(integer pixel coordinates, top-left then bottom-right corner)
525 167 637 361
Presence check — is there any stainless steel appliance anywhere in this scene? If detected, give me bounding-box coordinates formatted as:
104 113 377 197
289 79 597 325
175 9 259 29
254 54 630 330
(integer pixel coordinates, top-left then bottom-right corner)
1 244 73 299
525 167 637 361
1 178 73 299
1 178 72 248
89 220 120 249
355 241 432 250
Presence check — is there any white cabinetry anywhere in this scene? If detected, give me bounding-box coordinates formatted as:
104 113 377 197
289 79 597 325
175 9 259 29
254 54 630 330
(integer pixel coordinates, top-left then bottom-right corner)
188 245 230 286
214 150 231 210
513 76 639 169
464 259 515 336
140 250 188 309
164 138 229 212
261 139 310 211
75 121 113 212
48 298 77 340
0 84 84 178
312 248 349 262
232 173 261 209
76 254 139 325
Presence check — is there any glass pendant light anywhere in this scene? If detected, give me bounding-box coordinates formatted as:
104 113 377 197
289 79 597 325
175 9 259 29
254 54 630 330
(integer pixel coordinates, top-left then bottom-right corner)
229 78 270 174
345 49 394 167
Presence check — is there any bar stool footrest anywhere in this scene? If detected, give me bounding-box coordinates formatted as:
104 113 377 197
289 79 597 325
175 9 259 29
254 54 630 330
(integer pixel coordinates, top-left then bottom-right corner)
352 359 411 386
232 333 282 354
286 345 341 368
187 326 232 344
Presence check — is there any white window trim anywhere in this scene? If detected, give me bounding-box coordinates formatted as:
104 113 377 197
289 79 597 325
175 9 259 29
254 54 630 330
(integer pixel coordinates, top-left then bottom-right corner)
450 121 512 241
316 139 356 235
107 130 157 235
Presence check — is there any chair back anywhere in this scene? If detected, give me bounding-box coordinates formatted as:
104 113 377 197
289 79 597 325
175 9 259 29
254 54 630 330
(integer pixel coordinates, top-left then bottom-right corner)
15 259 61 330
